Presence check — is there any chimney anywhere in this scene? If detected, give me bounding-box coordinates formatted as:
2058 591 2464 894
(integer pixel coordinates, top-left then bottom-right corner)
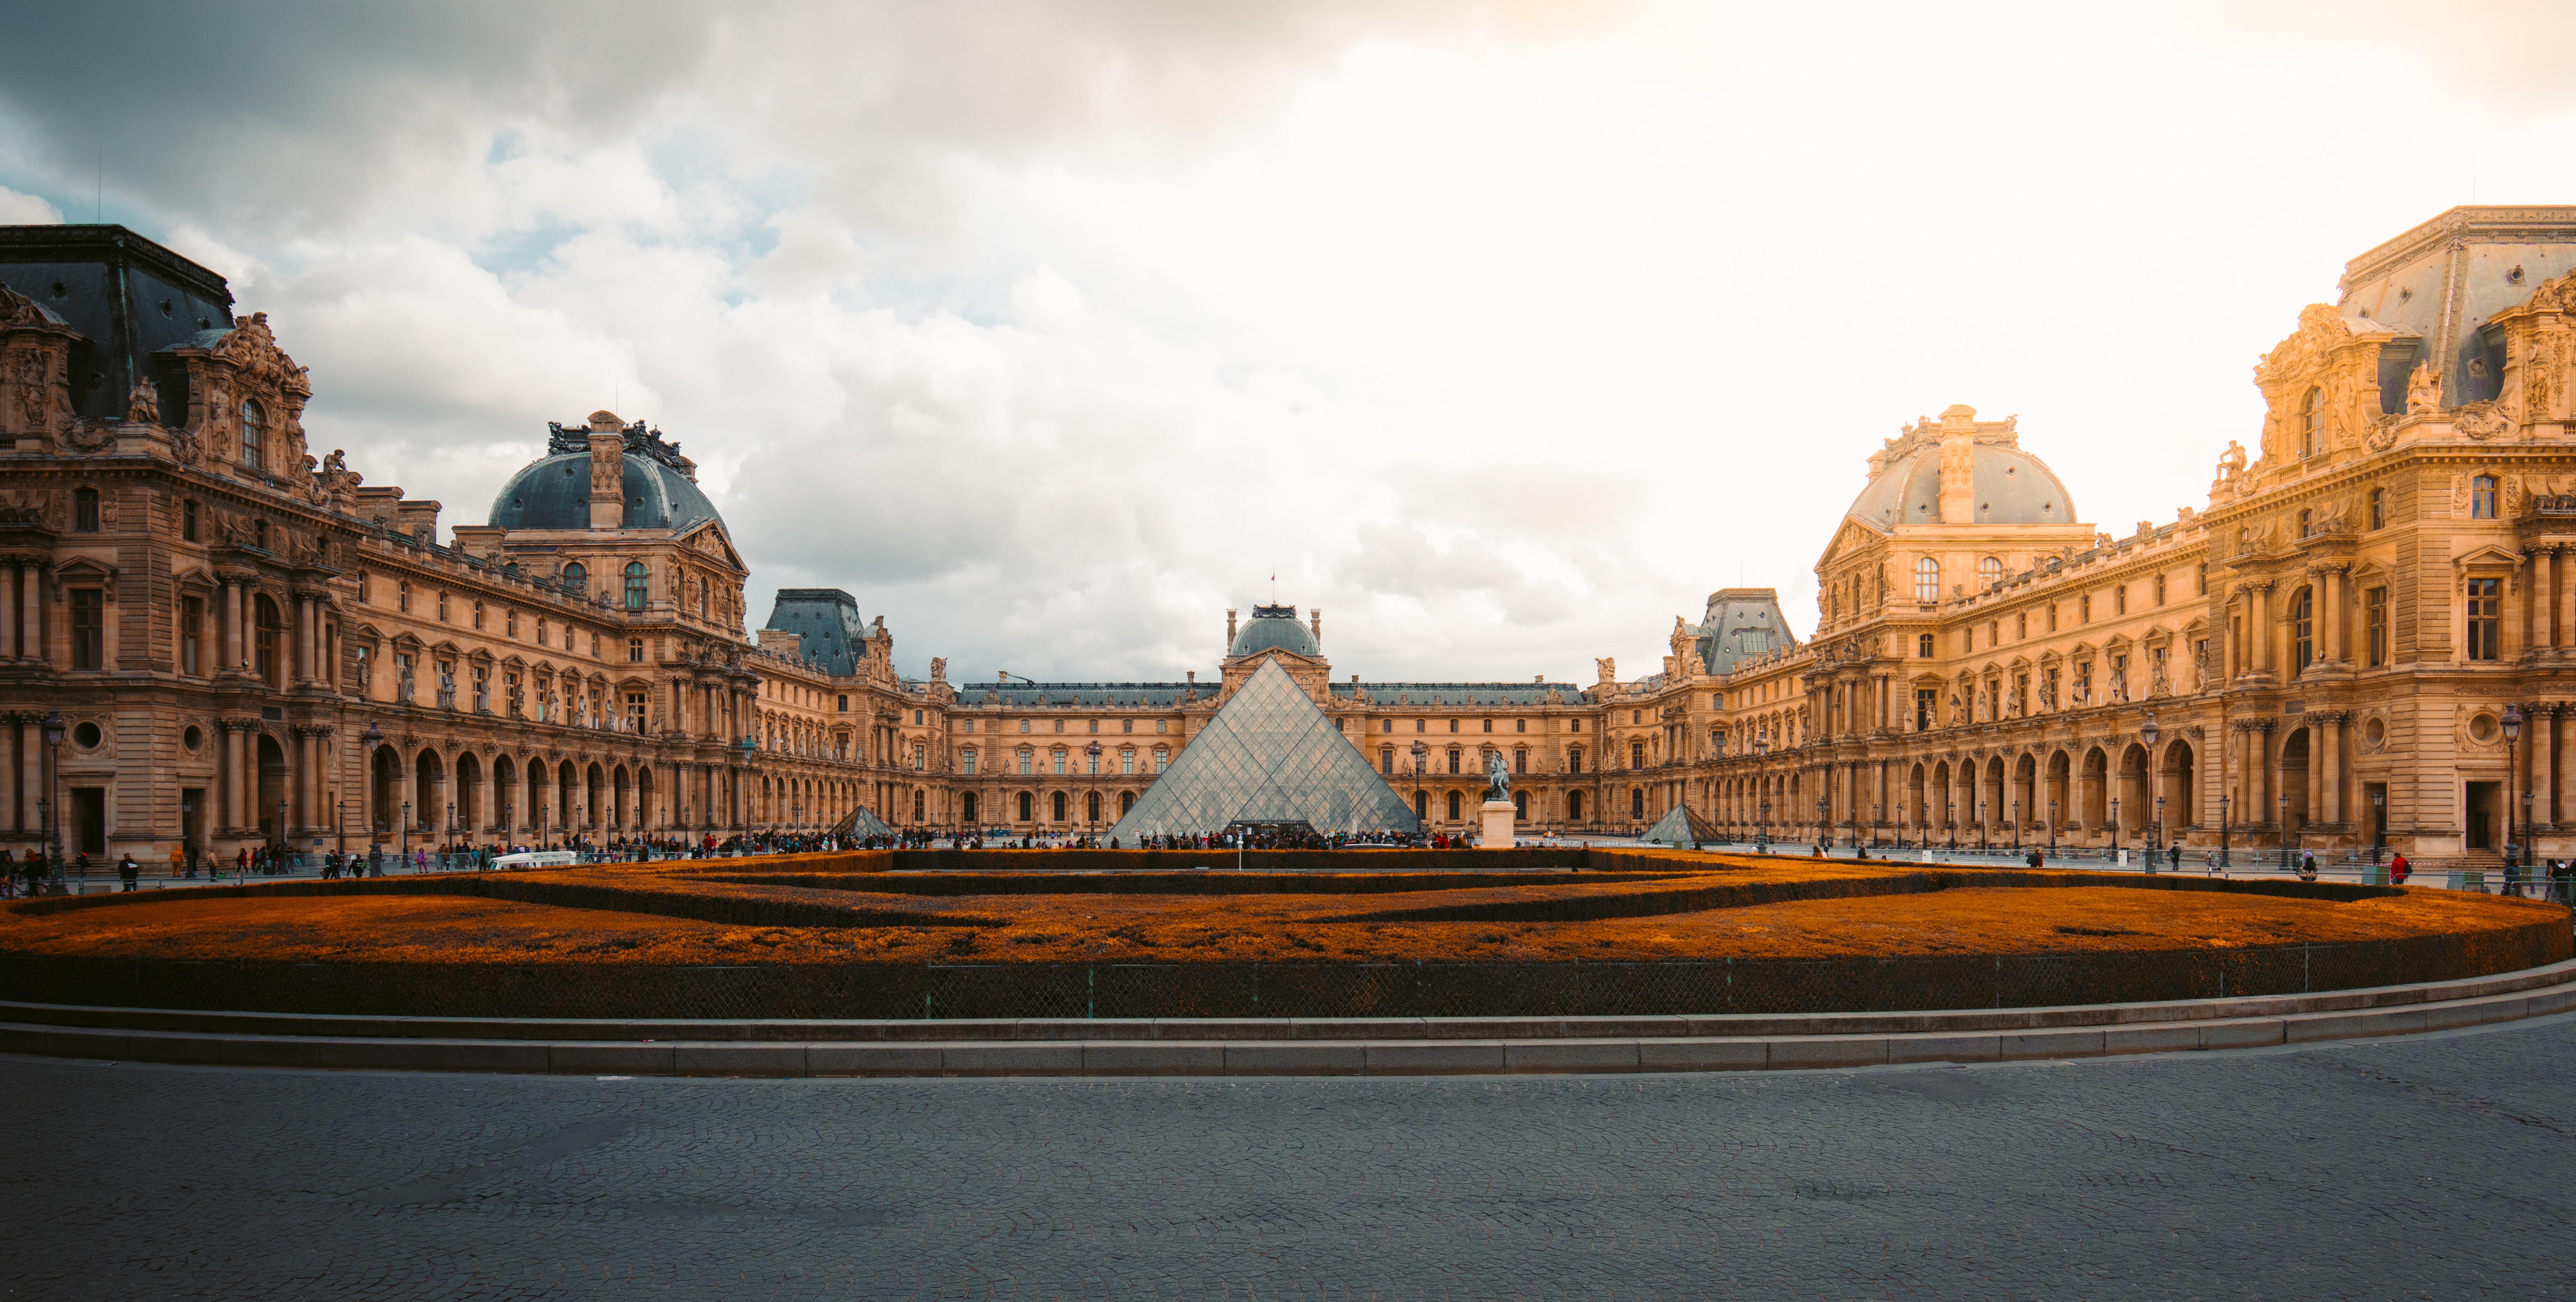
1937 404 1977 524
587 432 624 529
1225 608 1237 647
1310 609 1322 644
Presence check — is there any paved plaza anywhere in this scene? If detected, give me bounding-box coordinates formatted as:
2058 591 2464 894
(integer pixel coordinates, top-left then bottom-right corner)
5 1018 2574 1299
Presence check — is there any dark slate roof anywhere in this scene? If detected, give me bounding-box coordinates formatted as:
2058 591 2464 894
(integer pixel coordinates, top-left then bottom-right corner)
962 681 1213 708
1228 603 1318 658
489 452 721 533
762 589 871 677
0 224 236 423
1331 682 1586 706
1698 588 1798 676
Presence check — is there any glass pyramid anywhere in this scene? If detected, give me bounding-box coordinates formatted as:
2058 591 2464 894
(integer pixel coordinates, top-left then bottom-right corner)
837 805 896 841
1638 802 1718 848
1108 657 1422 839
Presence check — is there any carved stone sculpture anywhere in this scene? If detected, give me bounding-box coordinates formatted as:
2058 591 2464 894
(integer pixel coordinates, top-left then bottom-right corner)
125 377 160 425
2407 361 2443 414
1484 749 1511 803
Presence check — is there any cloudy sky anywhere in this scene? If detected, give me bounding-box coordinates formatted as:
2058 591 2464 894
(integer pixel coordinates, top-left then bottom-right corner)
5 1 2576 684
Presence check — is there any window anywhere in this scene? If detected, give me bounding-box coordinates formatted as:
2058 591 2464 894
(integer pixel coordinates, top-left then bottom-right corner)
1121 719 1133 734
1381 748 1394 774
437 591 449 622
1447 791 1462 821
1019 720 1031 734
1515 718 1526 733
398 581 411 613
1568 748 1583 775
912 744 926 770
2196 563 2208 596
562 562 587 598
1570 719 1581 733
1155 749 1169 773
1449 718 1460 733
70 589 104 669
1052 792 1067 823
915 709 925 725
1156 719 1168 734
1917 632 1935 658
1482 719 1493 733
2292 586 2315 673
2113 585 2127 616
961 749 977 775
240 400 263 470
1630 741 1646 769
2366 587 2388 666
536 618 548 647
1052 750 1066 775
1915 687 1937 730
1630 788 1645 820
73 488 100 532
182 499 198 542
1120 750 1135 775
252 595 282 686
2466 577 2502 660
1447 749 1461 774
1913 556 1940 602
2153 574 2167 606
837 693 848 711
1978 556 2003 587
1016 750 1032 776
2369 487 2386 530
181 596 203 675
1085 749 1100 776
1987 620 1999 646
623 562 647 611
629 638 644 663
2472 475 2497 519
2016 612 2027 639
2297 508 2311 538
1961 629 1973 655
1515 748 1528 774
472 600 485 630
626 692 645 731
1087 719 1100 734
1416 719 1426 733
1018 792 1033 822
2047 603 2060 632
2299 386 2322 457
1567 790 1584 821
2079 594 2092 624
472 666 489 713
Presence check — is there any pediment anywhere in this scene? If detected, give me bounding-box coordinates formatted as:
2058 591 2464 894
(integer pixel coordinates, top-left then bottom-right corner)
677 518 746 571
2454 542 2521 569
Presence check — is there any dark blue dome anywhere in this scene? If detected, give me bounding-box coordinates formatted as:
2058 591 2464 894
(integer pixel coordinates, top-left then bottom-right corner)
1229 604 1318 658
489 452 721 533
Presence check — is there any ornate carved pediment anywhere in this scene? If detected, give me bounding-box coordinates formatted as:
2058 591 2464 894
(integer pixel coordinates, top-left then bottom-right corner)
2253 304 2412 465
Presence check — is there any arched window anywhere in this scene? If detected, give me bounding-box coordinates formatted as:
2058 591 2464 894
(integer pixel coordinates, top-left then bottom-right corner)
1567 790 1585 821
1086 791 1101 824
240 400 264 470
1018 791 1033 822
2292 586 2315 673
1120 791 1135 814
562 562 587 598
1631 788 1646 819
2299 387 2322 457
1446 791 1461 821
912 790 925 822
1051 791 1068 822
1513 791 1528 819
1415 791 1429 820
1978 556 2003 587
2472 475 2498 519
2297 508 2311 538
623 562 647 611
1913 556 1940 602
1918 632 1935 658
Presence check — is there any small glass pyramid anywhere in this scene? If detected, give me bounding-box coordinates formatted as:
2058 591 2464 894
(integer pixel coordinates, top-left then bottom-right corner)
1638 802 1718 848
1108 657 1422 839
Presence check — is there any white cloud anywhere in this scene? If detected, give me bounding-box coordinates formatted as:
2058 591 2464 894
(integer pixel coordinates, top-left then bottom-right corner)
0 186 60 224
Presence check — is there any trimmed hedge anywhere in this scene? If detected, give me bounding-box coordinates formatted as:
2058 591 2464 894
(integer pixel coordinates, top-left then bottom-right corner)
0 912 2561 1020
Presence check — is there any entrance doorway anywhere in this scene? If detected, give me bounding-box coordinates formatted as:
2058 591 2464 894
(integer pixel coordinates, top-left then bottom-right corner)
70 787 105 856
2466 781 2501 850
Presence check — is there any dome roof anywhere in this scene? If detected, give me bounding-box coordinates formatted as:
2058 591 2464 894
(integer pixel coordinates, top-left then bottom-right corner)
1229 604 1319 659
489 451 722 533
1846 442 2074 529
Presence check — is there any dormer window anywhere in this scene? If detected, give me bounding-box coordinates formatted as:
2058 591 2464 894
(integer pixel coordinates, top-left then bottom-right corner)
241 400 264 470
562 561 587 598
2299 387 2323 458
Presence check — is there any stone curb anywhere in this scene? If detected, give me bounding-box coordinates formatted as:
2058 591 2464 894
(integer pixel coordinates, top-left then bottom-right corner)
4 963 2571 1077
7 957 2571 1045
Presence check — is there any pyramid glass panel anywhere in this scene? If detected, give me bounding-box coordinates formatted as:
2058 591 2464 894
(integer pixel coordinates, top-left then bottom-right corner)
1107 658 1421 839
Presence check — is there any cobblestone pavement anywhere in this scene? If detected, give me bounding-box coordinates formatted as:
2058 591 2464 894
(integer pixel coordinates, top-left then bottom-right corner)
5 1019 2574 1299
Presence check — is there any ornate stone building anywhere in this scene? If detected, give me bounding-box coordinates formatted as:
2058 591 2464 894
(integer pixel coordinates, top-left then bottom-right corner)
13 206 2576 863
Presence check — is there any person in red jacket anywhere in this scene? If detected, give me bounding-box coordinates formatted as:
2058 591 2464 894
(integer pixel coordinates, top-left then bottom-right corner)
2390 852 2411 885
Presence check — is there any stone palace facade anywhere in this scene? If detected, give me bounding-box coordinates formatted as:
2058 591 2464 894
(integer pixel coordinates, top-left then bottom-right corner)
9 207 2576 863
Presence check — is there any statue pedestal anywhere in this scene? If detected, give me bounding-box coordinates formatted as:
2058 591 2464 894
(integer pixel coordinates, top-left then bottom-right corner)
1478 800 1516 849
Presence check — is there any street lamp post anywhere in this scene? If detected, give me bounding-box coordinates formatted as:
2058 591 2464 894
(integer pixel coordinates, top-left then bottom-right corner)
2140 711 2162 859
2010 797 2020 850
277 798 289 872
2218 793 2231 868
1411 740 1429 842
400 800 411 864
2370 786 2385 863
41 710 64 884
2048 798 2059 855
2504 704 2526 869
1945 796 1956 852
1085 740 1103 844
1976 796 1987 854
1753 734 1770 852
2110 795 2121 859
2278 792 2292 871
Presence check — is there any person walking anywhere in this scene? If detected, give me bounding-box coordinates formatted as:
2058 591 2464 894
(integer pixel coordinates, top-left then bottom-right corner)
2024 846 2043 868
116 853 139 892
2167 841 2183 874
2391 852 2411 885
168 844 184 880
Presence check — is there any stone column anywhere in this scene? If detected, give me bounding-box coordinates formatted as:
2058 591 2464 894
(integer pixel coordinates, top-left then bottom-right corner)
224 722 248 832
220 579 243 677
2531 707 2555 831
0 568 15 663
18 716 38 834
18 565 38 665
